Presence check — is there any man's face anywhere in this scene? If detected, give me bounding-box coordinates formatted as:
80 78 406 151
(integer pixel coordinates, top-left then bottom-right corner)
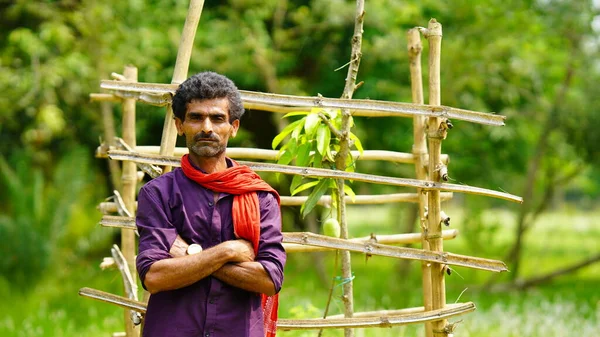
175 98 239 158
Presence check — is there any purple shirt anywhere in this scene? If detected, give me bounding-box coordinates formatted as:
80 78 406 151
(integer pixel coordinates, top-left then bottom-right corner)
136 164 286 337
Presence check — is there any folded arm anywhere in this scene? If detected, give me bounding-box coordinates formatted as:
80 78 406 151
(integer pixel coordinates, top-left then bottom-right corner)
144 239 255 294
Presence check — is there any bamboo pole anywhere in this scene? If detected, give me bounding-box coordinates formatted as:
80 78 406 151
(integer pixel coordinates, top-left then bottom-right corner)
408 26 435 337
107 150 523 203
284 230 458 252
98 192 454 214
100 80 507 126
120 65 139 337
424 19 448 337
100 216 504 272
158 0 205 173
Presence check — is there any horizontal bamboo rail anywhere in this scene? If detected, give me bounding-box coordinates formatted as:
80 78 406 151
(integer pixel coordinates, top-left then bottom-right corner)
277 302 475 330
99 80 506 126
98 192 453 214
107 150 522 203
284 232 507 272
79 287 474 330
325 303 464 319
99 213 457 251
79 287 147 312
284 230 458 253
99 216 506 272
133 146 450 165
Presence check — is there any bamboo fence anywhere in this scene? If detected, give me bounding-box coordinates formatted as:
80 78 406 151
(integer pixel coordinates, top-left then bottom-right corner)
82 3 521 337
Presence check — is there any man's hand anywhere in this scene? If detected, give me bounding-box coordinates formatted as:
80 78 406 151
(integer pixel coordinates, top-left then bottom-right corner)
224 239 255 263
170 235 189 258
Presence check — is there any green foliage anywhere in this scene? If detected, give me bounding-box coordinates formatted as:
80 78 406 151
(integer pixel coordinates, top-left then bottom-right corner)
273 107 363 217
0 148 106 290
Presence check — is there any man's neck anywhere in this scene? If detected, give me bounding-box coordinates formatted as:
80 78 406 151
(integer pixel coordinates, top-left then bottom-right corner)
188 152 228 174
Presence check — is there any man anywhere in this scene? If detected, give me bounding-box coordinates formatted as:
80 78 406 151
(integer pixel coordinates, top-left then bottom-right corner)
136 71 286 337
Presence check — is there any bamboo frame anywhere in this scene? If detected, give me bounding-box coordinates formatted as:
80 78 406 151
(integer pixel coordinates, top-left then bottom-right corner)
99 80 507 126
83 7 522 336
107 150 523 203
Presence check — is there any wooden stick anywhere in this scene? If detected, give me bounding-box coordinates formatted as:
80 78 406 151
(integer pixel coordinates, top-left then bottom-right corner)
100 80 507 126
79 287 147 313
424 19 448 337
158 0 205 173
121 66 139 337
90 93 121 103
134 146 450 165
284 230 458 252
408 26 434 337
111 245 142 326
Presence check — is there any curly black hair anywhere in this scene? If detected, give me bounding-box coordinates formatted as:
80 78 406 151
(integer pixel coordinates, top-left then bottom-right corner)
171 71 245 122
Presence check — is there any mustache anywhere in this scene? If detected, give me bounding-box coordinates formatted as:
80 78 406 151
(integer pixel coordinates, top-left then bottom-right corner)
193 132 219 142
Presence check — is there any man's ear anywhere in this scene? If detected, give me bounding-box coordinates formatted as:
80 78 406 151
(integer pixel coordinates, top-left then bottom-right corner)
175 117 184 136
230 119 240 138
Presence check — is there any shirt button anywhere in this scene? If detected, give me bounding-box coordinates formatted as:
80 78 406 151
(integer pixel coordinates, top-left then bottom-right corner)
209 298 215 304
208 201 214 207
205 333 210 337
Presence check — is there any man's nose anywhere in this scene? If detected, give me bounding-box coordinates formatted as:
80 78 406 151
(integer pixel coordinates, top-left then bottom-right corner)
200 118 213 133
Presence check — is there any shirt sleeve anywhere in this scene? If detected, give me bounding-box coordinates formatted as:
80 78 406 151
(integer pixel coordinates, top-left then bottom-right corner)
135 184 179 289
256 192 286 294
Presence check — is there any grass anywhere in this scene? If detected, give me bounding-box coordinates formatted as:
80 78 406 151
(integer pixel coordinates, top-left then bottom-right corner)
0 205 598 336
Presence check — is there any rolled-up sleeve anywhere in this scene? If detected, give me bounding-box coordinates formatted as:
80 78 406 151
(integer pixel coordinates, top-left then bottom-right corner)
256 192 286 294
136 184 178 289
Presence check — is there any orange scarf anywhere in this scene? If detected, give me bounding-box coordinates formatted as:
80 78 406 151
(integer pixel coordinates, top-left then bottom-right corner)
180 154 280 337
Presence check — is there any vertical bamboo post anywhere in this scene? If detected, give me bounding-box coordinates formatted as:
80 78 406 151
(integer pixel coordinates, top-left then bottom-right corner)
335 1 365 336
408 27 433 337
425 19 448 337
122 65 139 337
158 0 206 172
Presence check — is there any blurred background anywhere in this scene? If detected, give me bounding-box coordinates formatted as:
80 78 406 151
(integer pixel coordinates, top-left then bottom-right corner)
0 0 598 336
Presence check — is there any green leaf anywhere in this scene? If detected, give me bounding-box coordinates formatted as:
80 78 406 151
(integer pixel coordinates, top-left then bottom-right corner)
272 119 303 149
292 118 305 139
292 180 319 195
316 124 331 155
349 132 364 155
313 149 323 168
290 175 304 194
277 147 295 166
301 179 330 218
282 111 310 118
325 147 335 162
344 184 356 202
295 142 312 167
304 113 320 137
